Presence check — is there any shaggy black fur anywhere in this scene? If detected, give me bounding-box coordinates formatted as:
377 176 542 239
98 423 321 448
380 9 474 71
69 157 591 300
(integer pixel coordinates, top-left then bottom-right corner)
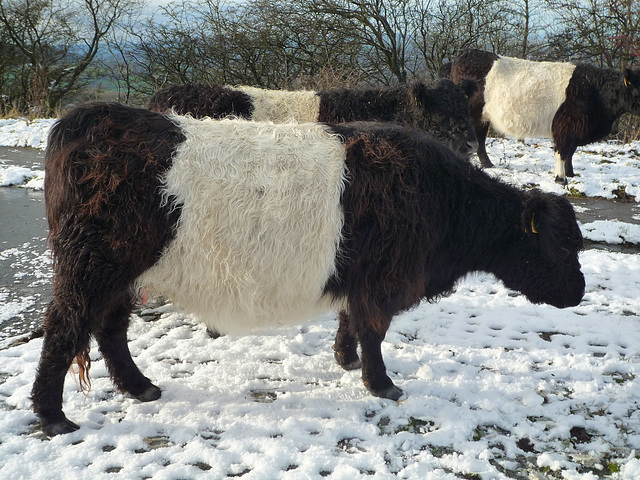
448 49 500 169
553 64 640 177
33 104 585 435
325 122 585 398
33 103 185 436
145 80 480 156
146 83 254 119
317 79 479 156
449 49 640 182
438 62 453 79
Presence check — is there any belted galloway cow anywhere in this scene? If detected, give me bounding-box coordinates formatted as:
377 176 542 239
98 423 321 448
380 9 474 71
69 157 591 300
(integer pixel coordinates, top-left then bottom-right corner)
446 48 640 183
32 102 585 436
146 80 479 156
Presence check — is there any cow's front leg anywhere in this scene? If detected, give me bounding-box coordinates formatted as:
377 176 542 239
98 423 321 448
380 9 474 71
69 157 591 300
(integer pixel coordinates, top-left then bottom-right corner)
475 121 494 168
333 310 361 370
358 325 404 401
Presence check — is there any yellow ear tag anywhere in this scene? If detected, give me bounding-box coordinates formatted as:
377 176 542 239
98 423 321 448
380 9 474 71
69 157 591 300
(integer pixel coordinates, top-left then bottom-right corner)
625 77 631 87
531 214 539 234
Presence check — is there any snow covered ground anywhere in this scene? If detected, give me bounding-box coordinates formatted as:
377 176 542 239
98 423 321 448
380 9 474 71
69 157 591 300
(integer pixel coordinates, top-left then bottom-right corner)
2 119 640 478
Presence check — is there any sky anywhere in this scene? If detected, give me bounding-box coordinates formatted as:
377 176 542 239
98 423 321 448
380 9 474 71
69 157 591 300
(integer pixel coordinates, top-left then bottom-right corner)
1 119 640 479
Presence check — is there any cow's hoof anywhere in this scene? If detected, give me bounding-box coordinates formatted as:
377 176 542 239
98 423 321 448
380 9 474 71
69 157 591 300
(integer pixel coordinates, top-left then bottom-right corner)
41 417 80 437
369 385 406 402
334 351 362 371
555 175 568 185
133 384 162 402
207 328 222 339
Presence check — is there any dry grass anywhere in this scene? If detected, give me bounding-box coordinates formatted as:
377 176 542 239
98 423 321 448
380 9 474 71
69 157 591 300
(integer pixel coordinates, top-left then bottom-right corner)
612 113 640 143
0 102 64 120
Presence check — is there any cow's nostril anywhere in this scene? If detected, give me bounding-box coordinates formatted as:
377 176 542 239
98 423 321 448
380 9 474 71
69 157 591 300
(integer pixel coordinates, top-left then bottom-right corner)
458 139 478 155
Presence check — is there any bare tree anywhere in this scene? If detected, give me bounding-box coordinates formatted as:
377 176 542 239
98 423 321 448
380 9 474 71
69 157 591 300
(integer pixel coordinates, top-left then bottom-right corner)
507 0 535 57
122 0 549 93
413 0 507 73
0 0 139 115
411 0 547 75
312 0 414 84
128 5 213 89
608 0 640 67
544 0 640 67
102 10 148 105
124 0 365 94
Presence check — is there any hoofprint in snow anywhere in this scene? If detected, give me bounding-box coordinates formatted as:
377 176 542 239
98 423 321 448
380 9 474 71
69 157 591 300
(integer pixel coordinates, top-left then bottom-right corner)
2 120 640 478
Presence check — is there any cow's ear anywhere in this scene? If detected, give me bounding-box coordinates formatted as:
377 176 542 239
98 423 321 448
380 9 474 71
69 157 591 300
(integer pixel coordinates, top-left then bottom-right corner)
522 191 581 263
623 68 640 88
521 193 543 237
520 202 540 235
411 83 431 108
460 78 478 98
521 192 561 264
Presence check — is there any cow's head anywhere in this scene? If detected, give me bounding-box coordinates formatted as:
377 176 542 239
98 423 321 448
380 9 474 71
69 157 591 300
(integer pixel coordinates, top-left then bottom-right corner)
499 190 585 309
623 68 640 114
410 79 479 157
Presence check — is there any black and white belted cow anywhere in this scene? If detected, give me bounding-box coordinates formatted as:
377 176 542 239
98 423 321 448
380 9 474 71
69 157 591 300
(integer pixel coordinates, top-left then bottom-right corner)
445 48 640 183
32 102 585 436
146 80 479 156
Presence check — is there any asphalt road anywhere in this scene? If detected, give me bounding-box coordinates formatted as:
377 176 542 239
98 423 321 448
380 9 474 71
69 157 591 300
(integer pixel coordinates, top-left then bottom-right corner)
0 147 49 340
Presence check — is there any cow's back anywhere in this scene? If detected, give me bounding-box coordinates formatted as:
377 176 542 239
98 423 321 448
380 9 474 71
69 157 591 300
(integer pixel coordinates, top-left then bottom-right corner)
236 85 321 123
483 56 576 138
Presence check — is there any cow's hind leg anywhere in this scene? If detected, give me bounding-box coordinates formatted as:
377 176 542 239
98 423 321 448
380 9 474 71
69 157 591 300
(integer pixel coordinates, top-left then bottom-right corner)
358 325 404 401
32 246 157 435
31 300 90 436
332 310 361 370
94 293 161 402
